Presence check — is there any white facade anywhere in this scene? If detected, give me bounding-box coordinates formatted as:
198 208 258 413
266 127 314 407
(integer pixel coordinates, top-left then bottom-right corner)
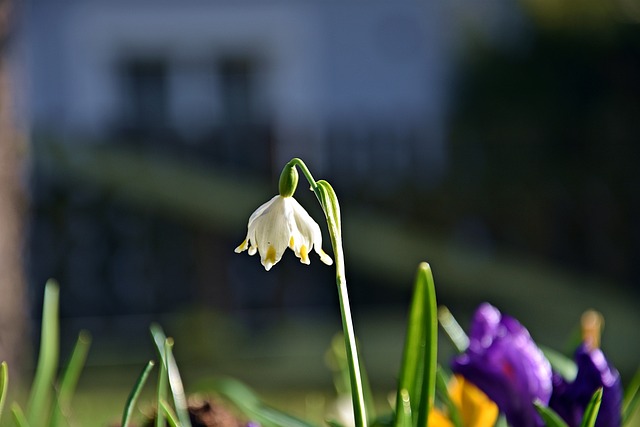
23 0 517 184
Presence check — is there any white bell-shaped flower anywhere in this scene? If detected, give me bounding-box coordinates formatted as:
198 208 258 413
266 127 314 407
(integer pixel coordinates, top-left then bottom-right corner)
235 195 333 271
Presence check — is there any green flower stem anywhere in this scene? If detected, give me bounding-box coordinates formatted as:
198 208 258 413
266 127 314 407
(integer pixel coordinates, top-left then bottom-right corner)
121 360 155 427
286 158 368 427
0 361 8 421
27 280 60 427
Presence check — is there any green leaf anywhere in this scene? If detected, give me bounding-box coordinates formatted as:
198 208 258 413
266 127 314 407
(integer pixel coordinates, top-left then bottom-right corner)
211 377 317 427
11 403 30 427
623 365 640 425
394 263 438 427
121 360 155 427
52 330 92 427
580 388 603 427
534 401 570 427
396 389 412 427
27 280 60 427
540 346 577 382
435 368 462 427
0 361 8 421
150 324 192 427
437 306 469 353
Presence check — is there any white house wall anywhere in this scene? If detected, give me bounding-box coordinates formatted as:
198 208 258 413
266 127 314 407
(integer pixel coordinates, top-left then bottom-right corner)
27 2 323 140
24 0 461 182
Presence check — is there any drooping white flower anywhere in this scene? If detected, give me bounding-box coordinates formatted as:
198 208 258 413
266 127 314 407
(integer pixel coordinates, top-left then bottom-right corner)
235 195 333 271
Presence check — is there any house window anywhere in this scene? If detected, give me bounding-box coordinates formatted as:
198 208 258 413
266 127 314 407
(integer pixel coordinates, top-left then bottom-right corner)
120 58 168 138
218 57 255 126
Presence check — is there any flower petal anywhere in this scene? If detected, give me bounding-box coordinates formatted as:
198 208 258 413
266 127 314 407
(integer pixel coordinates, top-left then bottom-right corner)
235 238 249 253
235 194 331 269
549 344 622 427
452 303 552 427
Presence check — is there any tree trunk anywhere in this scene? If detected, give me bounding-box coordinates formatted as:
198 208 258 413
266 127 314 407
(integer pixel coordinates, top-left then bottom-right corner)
0 0 29 381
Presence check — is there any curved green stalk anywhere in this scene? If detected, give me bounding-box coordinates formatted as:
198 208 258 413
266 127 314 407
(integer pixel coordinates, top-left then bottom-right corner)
159 399 181 427
150 324 192 427
27 280 60 427
121 360 155 427
52 330 92 427
156 345 168 427
12 403 30 427
0 361 8 421
286 158 369 427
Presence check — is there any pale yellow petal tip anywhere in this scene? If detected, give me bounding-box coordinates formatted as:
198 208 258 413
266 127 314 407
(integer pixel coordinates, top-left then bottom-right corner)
235 239 248 253
262 245 277 271
300 245 310 265
319 250 333 266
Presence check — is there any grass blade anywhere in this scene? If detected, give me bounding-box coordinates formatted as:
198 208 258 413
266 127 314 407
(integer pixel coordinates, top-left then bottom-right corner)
211 377 317 427
623 365 640 424
156 341 168 427
437 306 469 353
580 387 603 427
534 401 570 427
52 330 92 427
159 399 181 427
150 324 192 427
11 403 30 427
165 337 191 427
395 263 438 427
0 361 8 421
27 279 60 427
121 360 155 427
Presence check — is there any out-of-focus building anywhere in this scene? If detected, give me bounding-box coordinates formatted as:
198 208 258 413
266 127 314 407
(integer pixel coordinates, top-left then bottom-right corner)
23 0 476 186
21 0 522 317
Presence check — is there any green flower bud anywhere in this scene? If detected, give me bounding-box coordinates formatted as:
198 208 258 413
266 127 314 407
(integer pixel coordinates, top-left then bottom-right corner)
278 163 299 197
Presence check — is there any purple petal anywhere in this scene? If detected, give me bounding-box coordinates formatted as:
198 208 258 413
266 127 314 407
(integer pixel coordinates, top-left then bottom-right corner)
452 303 552 427
549 344 622 427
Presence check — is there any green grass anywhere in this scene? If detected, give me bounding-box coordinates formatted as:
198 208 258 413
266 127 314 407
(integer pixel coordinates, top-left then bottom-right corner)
34 140 640 378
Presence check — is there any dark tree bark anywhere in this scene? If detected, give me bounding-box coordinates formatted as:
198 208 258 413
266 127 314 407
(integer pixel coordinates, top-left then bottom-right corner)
0 0 29 381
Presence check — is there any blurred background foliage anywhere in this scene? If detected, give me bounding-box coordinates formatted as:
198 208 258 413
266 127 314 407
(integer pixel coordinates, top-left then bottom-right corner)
4 0 640 424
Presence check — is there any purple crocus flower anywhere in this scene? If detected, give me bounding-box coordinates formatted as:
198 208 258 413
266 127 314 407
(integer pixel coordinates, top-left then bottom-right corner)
451 303 553 427
549 344 622 427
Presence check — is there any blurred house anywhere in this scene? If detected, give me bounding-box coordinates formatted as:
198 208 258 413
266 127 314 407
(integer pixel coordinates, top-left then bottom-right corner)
23 0 470 187
21 0 525 319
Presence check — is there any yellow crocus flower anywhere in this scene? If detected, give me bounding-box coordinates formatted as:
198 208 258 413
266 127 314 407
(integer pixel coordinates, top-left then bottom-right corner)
428 375 499 427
